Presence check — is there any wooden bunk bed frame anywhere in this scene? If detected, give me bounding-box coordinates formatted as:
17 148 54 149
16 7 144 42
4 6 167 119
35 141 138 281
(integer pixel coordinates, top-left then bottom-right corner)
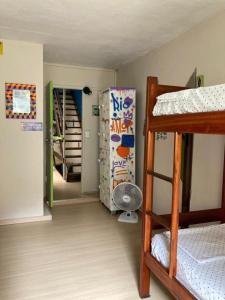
139 76 225 300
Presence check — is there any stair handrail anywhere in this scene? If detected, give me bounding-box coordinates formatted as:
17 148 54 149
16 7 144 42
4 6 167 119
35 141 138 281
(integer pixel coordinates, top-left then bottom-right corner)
54 89 63 134
53 89 64 164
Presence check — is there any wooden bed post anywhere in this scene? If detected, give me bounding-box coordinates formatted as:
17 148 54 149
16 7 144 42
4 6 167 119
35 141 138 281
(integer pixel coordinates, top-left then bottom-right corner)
139 131 155 297
169 132 182 278
139 77 158 298
181 69 196 214
182 134 193 213
221 147 225 223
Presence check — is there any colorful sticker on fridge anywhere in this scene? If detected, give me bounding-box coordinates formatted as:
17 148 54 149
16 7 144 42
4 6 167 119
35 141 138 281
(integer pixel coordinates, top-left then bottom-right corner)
109 89 135 188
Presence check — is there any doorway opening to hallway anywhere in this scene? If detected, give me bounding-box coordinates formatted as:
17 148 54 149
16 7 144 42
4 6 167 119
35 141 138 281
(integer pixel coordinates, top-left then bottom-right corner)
53 88 82 201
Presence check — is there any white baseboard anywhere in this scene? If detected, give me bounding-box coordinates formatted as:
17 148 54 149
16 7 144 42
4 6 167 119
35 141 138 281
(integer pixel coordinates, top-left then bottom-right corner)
0 205 52 226
54 197 99 206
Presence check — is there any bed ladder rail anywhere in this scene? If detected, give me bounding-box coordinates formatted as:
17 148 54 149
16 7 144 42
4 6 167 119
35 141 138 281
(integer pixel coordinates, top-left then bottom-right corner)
148 212 170 230
147 171 173 183
140 130 182 297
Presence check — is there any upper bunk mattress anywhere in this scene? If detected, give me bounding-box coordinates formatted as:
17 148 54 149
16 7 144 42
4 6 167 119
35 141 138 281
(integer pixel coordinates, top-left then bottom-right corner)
152 223 225 300
153 84 225 116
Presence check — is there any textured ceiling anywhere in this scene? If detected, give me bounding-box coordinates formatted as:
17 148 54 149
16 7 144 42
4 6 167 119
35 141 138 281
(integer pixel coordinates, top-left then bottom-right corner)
0 0 224 68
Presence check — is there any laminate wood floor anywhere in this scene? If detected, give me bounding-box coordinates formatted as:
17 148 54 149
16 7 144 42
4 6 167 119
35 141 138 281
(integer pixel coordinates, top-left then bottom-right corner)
53 169 81 200
0 202 172 300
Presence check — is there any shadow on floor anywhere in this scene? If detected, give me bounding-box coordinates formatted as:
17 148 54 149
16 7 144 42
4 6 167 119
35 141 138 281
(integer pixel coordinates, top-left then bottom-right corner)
53 168 81 200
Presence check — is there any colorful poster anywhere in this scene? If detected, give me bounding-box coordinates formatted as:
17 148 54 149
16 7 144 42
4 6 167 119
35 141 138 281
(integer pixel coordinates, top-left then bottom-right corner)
5 83 36 119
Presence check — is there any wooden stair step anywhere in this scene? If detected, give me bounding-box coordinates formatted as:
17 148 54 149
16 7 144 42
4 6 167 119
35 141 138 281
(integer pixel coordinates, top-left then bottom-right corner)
65 103 76 106
65 106 77 109
58 92 72 96
66 126 81 129
65 139 82 142
65 155 81 158
65 147 82 150
60 99 74 102
67 163 82 167
65 114 78 116
67 172 81 182
65 133 82 135
68 171 81 175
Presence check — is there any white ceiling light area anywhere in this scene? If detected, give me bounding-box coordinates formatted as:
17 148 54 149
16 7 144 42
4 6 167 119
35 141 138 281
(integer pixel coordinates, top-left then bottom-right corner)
0 0 224 68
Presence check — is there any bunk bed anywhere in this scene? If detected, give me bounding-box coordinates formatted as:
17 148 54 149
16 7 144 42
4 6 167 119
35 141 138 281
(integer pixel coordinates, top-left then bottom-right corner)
139 76 225 300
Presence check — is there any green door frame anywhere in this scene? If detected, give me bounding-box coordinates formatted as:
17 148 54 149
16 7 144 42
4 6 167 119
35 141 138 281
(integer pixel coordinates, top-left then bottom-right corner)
46 81 54 208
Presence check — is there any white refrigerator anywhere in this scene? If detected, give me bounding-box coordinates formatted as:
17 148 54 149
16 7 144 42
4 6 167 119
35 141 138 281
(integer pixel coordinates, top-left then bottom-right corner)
99 87 136 212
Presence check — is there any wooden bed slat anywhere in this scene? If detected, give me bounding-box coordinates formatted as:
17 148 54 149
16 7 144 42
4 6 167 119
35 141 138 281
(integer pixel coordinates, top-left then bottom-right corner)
151 208 223 229
150 111 225 134
156 84 188 94
147 171 173 183
149 212 170 230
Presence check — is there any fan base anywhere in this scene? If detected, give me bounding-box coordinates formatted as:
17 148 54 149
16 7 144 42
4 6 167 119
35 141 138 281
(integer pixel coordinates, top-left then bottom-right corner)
118 211 138 223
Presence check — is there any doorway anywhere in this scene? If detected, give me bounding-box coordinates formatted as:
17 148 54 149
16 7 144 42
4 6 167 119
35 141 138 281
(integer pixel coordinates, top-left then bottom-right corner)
46 83 99 208
52 88 82 201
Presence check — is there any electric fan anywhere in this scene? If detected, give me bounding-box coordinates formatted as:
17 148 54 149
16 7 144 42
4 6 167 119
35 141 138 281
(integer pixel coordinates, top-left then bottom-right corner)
112 182 143 223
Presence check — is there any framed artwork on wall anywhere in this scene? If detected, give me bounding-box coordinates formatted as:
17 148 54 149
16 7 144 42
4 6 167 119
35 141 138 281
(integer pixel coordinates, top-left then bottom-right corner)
5 83 36 119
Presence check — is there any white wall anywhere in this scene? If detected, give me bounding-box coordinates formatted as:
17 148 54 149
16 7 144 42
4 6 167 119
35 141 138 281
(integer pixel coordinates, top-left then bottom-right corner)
44 63 116 193
81 91 99 192
0 39 44 220
117 11 225 213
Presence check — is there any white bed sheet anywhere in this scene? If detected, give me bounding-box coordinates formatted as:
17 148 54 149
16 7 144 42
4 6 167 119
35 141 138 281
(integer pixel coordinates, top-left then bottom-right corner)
152 225 225 300
153 84 225 116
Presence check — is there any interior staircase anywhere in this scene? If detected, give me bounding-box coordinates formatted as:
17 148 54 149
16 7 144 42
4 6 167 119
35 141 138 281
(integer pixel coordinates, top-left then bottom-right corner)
53 89 82 182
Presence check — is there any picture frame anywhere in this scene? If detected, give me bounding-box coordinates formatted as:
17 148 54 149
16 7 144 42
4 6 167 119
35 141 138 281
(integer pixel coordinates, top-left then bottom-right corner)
5 83 36 119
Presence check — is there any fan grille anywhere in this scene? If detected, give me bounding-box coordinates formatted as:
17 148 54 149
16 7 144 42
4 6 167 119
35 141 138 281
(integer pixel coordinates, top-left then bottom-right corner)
112 183 142 211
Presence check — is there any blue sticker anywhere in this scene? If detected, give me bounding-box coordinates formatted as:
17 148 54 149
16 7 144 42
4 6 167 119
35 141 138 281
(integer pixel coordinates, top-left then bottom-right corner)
121 135 134 148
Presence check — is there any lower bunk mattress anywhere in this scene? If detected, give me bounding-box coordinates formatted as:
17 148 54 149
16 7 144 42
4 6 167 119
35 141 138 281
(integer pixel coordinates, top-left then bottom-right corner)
153 83 225 116
152 223 225 300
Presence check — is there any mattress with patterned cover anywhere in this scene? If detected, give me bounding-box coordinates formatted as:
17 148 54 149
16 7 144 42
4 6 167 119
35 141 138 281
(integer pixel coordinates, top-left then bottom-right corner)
152 224 225 300
153 84 225 116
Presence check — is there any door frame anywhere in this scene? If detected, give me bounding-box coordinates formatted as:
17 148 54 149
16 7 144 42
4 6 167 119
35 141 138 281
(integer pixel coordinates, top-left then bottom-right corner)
46 81 54 208
52 83 84 194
